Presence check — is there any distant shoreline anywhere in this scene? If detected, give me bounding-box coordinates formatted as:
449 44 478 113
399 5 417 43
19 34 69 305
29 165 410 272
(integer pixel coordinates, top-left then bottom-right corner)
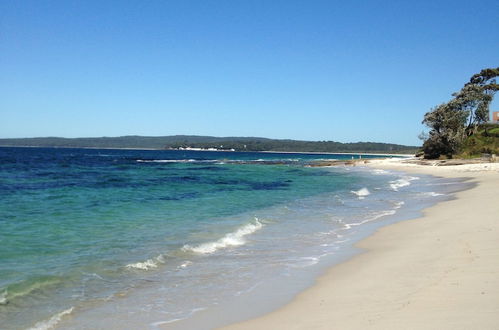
0 145 160 151
0 145 414 157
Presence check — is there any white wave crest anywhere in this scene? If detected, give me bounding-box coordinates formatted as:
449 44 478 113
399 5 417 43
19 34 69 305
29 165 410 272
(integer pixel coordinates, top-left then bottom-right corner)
350 187 370 199
29 307 74 330
125 255 165 271
182 218 263 254
389 176 419 191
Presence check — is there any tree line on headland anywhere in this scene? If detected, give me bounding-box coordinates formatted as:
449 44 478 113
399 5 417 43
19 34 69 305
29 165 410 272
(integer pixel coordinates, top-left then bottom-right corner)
0 135 418 154
421 67 499 159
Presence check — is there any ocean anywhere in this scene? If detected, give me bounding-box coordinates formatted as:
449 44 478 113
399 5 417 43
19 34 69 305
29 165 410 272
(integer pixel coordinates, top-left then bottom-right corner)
0 147 467 329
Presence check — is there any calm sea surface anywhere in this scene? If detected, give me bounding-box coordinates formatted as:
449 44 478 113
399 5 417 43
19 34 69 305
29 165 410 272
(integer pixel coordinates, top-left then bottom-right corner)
0 147 466 329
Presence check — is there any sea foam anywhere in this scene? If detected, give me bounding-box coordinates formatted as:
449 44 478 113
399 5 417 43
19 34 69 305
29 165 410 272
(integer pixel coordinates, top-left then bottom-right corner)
182 218 263 254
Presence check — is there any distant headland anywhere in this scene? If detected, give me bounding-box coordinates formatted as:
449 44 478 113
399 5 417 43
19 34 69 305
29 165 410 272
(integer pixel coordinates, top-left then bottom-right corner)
0 135 418 154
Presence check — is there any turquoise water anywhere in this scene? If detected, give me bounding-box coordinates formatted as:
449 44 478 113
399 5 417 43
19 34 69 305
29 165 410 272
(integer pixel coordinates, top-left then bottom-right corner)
0 147 462 329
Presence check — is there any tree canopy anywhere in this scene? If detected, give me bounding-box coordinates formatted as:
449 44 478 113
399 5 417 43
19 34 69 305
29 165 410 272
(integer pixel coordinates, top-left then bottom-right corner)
421 67 498 159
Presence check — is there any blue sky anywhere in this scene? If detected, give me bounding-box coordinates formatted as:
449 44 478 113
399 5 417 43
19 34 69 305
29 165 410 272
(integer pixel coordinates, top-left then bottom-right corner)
1 0 498 145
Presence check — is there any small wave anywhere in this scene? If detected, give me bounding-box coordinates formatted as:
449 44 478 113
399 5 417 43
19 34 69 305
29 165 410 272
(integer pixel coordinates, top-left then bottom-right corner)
0 276 61 305
235 282 262 296
350 187 370 199
333 195 344 205
334 238 351 244
288 256 320 268
389 176 419 191
368 209 396 221
394 201 405 209
150 307 206 328
178 261 192 269
137 159 217 163
182 218 263 254
423 192 444 197
28 307 74 330
150 319 183 327
0 290 7 305
337 208 397 229
125 255 165 271
371 169 390 175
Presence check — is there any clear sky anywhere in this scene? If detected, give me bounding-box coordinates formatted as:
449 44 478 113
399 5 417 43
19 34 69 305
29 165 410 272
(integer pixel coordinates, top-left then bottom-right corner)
1 0 498 145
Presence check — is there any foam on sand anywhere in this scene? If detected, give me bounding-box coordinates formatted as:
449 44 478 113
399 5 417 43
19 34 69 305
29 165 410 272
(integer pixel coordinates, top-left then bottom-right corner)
28 307 74 330
182 218 263 254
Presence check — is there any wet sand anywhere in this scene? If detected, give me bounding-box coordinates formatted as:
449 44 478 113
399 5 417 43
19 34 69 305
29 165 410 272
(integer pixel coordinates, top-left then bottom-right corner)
222 160 499 330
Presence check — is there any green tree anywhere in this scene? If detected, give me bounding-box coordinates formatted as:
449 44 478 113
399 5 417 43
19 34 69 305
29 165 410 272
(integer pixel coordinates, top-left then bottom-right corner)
422 102 468 158
421 67 498 159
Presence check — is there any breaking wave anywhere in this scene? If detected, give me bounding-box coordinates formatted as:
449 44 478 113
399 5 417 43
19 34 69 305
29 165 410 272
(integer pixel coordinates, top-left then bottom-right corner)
350 187 370 199
182 218 263 254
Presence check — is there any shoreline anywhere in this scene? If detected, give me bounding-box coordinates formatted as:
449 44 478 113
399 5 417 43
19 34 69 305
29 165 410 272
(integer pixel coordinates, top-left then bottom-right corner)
221 160 499 329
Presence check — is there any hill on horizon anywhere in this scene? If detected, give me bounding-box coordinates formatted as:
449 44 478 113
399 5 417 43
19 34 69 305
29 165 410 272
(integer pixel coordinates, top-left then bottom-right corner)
0 135 419 154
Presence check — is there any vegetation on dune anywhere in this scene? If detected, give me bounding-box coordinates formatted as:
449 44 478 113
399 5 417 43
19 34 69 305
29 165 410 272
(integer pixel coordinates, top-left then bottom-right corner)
457 124 499 158
421 67 499 159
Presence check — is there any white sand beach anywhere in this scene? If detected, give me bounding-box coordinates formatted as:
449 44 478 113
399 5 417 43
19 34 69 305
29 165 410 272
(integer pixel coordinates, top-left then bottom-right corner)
222 159 499 330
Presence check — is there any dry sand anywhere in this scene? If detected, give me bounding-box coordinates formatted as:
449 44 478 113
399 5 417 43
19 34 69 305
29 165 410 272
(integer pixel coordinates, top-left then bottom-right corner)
222 159 499 330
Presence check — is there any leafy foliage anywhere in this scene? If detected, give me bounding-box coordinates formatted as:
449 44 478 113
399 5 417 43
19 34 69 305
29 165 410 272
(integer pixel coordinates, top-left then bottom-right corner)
458 124 499 158
422 67 498 159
